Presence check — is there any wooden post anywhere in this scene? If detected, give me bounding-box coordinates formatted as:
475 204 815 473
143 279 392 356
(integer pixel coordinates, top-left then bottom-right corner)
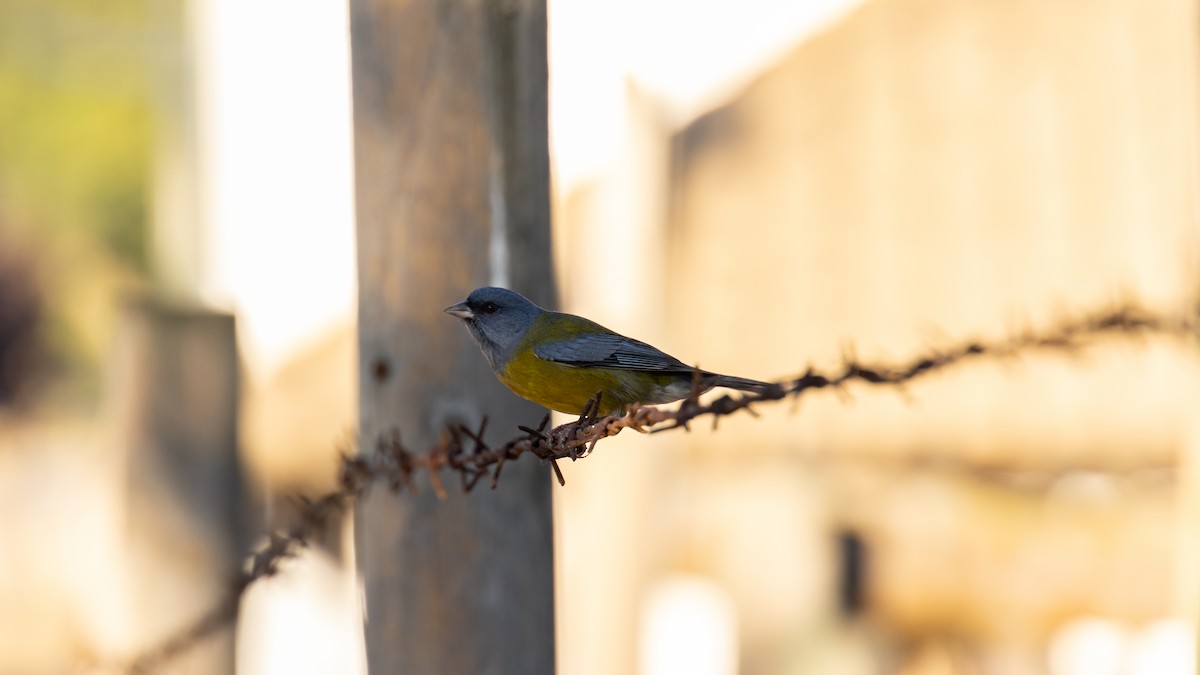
349 0 555 673
114 300 245 674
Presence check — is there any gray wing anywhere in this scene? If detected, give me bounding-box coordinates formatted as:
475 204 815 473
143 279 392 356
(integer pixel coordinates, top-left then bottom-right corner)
534 332 693 372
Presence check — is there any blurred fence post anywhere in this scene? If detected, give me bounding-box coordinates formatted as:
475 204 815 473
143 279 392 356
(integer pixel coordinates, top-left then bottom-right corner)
112 300 245 674
349 0 556 672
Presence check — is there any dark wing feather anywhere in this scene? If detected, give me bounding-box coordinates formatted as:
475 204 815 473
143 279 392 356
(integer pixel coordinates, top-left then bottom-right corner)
534 333 692 372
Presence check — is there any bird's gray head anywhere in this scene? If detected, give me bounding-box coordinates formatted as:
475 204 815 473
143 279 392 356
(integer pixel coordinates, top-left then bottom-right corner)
444 287 543 370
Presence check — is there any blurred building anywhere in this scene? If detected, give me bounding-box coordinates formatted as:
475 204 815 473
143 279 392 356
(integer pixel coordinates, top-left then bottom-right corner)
556 0 1199 673
0 0 360 673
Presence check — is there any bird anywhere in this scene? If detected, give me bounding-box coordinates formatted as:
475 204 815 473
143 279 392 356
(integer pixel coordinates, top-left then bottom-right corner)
444 286 773 416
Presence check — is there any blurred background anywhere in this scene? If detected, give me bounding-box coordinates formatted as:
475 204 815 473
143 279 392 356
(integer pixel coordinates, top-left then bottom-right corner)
0 0 1197 674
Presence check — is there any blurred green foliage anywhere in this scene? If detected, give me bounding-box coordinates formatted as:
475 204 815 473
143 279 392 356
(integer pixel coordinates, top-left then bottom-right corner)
0 0 153 406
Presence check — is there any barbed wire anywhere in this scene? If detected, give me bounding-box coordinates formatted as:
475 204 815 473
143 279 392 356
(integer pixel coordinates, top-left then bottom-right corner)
112 301 1198 673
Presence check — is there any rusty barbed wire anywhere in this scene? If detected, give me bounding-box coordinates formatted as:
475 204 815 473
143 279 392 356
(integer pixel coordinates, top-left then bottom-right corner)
112 302 1198 673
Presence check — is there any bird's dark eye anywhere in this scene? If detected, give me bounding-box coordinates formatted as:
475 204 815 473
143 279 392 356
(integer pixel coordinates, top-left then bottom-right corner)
481 302 499 314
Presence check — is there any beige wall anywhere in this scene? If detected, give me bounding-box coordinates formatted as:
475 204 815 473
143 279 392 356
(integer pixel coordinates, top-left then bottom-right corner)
558 0 1199 672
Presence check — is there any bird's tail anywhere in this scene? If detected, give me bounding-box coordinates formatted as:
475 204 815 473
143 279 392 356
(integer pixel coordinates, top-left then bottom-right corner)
707 374 777 393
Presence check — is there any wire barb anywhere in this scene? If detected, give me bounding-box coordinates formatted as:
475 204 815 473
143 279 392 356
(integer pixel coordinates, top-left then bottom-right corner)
107 300 1199 674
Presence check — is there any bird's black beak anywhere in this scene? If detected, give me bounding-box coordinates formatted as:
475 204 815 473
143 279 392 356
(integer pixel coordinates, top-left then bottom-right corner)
444 301 474 320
